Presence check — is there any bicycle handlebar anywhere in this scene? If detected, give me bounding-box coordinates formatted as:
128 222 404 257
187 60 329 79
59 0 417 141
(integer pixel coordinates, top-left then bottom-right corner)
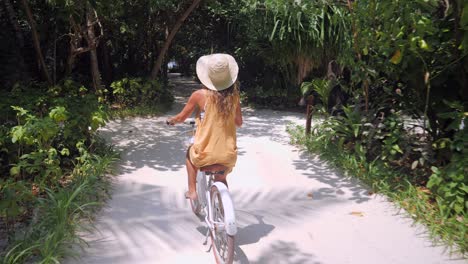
166 119 195 126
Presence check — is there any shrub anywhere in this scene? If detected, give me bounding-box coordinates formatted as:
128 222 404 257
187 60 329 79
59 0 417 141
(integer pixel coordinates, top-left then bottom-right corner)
0 80 117 262
110 78 174 108
427 128 468 216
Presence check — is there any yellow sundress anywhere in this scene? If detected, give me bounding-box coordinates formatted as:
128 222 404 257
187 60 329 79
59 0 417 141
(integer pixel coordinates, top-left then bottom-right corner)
189 94 239 174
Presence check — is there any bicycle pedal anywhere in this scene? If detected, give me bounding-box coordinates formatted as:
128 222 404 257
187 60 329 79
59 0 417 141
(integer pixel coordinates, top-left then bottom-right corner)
205 244 212 253
203 230 210 245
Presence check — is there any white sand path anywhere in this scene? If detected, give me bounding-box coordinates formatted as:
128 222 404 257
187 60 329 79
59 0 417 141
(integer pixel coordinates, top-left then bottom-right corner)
68 76 466 264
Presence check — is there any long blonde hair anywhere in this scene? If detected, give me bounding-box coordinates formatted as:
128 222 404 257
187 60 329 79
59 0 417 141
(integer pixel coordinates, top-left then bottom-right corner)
205 81 240 119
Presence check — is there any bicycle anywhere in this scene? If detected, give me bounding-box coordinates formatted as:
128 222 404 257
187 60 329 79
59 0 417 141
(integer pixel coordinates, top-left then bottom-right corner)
172 120 237 264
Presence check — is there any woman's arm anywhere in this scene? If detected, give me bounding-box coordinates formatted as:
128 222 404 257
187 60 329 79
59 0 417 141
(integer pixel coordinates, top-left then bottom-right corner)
167 91 200 125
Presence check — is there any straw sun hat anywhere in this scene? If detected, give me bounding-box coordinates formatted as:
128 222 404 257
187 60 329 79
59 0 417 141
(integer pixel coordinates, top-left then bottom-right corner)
196 53 239 91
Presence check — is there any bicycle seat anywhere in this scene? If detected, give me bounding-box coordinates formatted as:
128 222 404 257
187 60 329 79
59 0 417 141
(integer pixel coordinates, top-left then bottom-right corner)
200 164 227 175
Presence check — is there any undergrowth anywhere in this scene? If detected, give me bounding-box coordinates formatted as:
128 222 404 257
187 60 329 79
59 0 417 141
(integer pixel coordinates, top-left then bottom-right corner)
1 141 118 263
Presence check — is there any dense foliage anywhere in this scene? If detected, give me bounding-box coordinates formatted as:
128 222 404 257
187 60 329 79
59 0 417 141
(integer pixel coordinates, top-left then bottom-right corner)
0 0 175 261
0 80 118 262
278 0 467 253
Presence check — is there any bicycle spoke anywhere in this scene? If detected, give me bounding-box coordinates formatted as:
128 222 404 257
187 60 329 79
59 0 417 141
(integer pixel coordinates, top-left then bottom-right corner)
210 185 234 264
213 192 229 261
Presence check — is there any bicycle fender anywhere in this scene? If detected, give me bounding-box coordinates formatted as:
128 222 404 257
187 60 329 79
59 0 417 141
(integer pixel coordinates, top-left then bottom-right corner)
212 182 237 236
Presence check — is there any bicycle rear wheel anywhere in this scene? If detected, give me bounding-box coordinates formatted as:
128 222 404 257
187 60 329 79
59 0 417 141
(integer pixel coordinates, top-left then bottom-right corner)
210 185 235 264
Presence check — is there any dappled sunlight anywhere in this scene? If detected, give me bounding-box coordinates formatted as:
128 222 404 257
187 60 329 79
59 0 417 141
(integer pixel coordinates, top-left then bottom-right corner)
251 241 320 264
292 151 373 204
69 183 197 263
239 107 303 144
70 179 342 263
232 187 343 227
98 118 191 174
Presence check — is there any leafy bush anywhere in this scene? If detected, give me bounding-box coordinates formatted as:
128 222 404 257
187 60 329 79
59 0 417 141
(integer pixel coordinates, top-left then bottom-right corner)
427 103 468 215
7 96 108 189
110 78 174 108
306 99 467 216
2 148 117 263
300 79 333 112
0 80 115 262
0 180 32 230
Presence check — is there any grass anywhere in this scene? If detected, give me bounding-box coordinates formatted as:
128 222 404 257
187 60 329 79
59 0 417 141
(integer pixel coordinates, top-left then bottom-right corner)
287 124 468 257
1 145 118 263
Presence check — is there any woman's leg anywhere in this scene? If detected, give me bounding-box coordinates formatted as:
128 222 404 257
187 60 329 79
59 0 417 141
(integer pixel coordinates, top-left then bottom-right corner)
186 155 198 200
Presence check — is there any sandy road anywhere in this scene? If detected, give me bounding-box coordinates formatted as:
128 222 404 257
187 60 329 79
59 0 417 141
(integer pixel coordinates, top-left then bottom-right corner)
68 76 465 264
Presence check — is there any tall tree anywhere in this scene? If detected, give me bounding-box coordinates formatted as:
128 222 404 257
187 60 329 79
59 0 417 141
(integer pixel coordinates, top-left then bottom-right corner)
3 0 28 81
150 0 202 79
20 0 53 85
86 2 102 91
4 0 24 48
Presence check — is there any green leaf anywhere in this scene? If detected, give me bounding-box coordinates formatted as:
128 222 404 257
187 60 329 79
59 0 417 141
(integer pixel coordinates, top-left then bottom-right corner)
461 3 468 28
390 50 402 64
300 82 313 96
437 112 457 119
10 166 20 176
354 126 360 138
11 106 28 117
430 175 444 190
461 184 468 193
49 106 68 122
11 126 24 144
392 144 403 154
48 148 58 157
419 39 431 51
270 19 281 41
363 47 368 55
60 148 70 156
443 100 463 110
453 204 463 214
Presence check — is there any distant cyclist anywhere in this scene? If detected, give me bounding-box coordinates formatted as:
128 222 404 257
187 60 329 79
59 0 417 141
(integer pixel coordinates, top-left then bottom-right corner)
167 53 243 201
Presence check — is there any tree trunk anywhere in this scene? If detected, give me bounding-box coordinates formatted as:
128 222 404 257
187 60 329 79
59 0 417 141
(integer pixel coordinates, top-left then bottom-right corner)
150 0 202 79
4 0 24 48
20 0 52 85
86 3 102 92
305 95 315 136
4 0 29 81
65 45 75 76
101 40 113 86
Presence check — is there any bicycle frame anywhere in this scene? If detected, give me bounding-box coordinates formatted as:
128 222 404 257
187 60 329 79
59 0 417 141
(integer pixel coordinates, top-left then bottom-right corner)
177 119 236 263
197 170 237 236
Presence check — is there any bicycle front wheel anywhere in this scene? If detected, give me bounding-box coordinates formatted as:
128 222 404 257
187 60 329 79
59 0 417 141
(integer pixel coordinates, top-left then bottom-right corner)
210 185 235 264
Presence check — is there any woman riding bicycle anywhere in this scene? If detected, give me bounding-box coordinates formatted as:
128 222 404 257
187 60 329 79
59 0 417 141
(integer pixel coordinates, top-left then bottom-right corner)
167 53 243 202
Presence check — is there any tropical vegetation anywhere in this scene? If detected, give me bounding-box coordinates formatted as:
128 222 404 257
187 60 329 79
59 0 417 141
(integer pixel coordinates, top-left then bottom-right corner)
0 0 466 261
